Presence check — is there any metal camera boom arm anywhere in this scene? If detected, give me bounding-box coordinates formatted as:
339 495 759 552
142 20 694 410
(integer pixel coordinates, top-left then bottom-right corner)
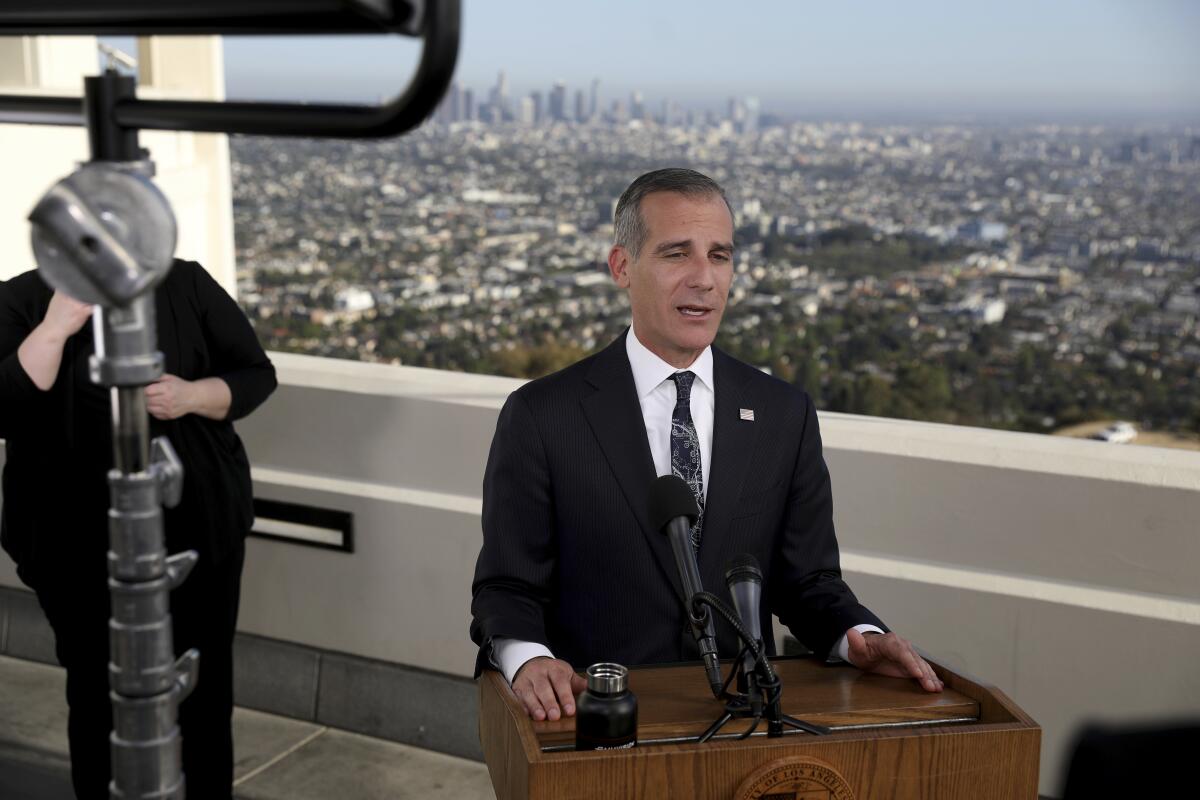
0 0 459 138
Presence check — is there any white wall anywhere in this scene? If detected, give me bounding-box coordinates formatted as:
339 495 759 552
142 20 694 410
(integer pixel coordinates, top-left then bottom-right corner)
249 356 1200 795
818 414 1200 794
0 36 237 295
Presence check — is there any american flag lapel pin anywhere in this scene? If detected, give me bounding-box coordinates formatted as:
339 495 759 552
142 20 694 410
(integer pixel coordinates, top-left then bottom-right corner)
739 408 755 421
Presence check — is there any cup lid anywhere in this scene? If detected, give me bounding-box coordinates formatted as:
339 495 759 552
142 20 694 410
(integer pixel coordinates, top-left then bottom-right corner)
586 662 628 694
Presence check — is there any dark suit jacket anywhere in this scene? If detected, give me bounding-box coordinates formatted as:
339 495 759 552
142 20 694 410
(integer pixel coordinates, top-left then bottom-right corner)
470 330 884 676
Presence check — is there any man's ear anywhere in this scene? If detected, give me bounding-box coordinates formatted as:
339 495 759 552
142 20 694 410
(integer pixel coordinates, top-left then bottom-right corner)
608 245 631 288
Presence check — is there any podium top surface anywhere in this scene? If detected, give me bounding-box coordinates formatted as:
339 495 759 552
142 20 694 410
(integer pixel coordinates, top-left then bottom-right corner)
478 656 1040 799
519 656 981 751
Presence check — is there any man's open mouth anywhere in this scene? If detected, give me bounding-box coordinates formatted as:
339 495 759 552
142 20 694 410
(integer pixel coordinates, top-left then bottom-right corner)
677 305 711 317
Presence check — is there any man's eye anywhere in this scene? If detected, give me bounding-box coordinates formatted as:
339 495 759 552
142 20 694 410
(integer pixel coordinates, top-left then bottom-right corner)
711 252 731 262
666 252 686 259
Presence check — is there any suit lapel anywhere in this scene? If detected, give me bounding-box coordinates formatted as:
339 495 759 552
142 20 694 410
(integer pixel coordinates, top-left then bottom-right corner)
580 331 685 602
698 348 761 574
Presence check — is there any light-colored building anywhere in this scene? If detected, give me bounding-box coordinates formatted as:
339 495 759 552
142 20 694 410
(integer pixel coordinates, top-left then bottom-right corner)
0 35 236 295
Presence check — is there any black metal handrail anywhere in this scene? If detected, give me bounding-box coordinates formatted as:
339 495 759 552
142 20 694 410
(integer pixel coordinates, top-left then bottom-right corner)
0 1 423 36
0 0 459 139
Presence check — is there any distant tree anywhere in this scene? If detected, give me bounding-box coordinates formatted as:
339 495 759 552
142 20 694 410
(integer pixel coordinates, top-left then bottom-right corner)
825 373 856 413
1106 317 1132 345
1015 347 1037 386
892 362 952 422
485 338 590 379
795 355 823 400
855 375 893 417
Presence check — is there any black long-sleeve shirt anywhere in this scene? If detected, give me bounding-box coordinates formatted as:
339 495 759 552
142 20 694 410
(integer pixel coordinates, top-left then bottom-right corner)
0 260 277 588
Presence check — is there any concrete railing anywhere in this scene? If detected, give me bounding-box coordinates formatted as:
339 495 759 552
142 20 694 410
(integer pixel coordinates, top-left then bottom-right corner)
3 350 1197 793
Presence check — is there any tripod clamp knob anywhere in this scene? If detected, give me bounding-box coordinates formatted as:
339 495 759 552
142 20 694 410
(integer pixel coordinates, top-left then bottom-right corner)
28 161 176 307
150 436 183 508
173 648 201 703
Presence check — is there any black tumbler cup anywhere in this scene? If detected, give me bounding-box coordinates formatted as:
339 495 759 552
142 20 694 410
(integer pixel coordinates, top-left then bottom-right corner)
575 662 638 751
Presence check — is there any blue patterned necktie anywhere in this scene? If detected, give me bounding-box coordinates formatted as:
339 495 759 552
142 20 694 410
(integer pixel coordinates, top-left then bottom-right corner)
670 371 705 550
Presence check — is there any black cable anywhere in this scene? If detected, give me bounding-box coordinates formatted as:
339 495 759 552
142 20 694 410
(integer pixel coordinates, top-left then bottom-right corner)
692 590 775 683
692 590 786 714
738 716 761 740
720 642 751 697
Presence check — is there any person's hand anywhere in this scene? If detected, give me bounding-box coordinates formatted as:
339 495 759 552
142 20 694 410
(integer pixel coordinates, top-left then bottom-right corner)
41 291 93 342
511 657 586 721
145 374 196 420
845 629 944 693
19 291 94 390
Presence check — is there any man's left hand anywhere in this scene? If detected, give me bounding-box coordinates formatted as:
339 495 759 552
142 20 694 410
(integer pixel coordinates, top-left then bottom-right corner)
845 629 944 693
145 374 195 421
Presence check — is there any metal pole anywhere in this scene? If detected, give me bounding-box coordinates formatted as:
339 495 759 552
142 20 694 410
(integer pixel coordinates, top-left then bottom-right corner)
111 386 151 474
96 295 196 800
32 67 200 800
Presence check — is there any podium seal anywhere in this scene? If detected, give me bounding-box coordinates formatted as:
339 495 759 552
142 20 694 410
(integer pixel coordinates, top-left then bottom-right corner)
734 756 855 799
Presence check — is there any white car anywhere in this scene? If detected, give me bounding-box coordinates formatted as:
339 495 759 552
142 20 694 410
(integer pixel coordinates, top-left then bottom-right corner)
1094 422 1137 444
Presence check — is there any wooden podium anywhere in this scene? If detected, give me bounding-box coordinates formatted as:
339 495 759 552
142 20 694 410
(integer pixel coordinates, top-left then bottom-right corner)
479 656 1039 799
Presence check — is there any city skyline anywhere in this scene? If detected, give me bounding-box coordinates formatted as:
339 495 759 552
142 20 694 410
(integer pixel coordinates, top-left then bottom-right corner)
212 0 1200 119
428 70 767 129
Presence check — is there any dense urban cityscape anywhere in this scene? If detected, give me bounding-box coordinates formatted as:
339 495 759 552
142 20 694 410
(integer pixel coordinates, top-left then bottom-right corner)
231 75 1200 444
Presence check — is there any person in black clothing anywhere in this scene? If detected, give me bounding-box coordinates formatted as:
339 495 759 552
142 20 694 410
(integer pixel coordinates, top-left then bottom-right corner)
0 259 277 800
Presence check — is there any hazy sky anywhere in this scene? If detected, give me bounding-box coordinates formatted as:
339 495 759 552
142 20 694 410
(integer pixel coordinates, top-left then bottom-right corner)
171 1 1200 118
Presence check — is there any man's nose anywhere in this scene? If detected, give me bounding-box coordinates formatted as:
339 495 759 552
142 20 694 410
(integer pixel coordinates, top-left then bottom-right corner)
685 255 716 290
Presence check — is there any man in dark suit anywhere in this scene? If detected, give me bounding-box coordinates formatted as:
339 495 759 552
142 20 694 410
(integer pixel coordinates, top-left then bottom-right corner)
471 168 942 721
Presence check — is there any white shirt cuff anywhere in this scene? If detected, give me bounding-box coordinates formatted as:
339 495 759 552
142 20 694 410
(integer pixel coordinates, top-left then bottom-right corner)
829 624 886 664
491 637 555 684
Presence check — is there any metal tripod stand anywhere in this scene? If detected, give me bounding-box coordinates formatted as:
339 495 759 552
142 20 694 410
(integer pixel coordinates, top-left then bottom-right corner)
696 639 830 743
687 591 831 743
29 68 199 799
0 4 461 796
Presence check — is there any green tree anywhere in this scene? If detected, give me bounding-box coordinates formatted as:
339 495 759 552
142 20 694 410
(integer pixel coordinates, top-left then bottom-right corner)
855 375 893 417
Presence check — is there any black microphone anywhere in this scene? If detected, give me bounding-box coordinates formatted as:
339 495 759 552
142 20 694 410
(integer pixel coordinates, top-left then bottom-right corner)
724 554 764 681
647 475 723 698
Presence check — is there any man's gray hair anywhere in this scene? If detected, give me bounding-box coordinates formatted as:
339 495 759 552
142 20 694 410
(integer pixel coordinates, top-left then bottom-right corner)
613 168 733 259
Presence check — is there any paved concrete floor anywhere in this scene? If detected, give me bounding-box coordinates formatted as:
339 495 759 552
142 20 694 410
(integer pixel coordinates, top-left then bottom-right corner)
0 655 497 799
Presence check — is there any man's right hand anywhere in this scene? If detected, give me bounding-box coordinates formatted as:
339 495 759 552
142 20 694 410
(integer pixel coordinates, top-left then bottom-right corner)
511 657 586 721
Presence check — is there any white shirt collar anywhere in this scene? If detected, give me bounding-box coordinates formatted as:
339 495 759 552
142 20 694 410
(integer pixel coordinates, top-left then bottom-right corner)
626 325 714 399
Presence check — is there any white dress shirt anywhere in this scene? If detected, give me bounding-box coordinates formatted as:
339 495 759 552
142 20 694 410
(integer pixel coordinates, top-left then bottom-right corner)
491 327 879 684
625 325 715 502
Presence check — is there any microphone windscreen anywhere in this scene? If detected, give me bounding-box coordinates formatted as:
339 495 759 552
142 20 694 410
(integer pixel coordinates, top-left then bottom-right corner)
647 474 699 532
724 553 763 585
